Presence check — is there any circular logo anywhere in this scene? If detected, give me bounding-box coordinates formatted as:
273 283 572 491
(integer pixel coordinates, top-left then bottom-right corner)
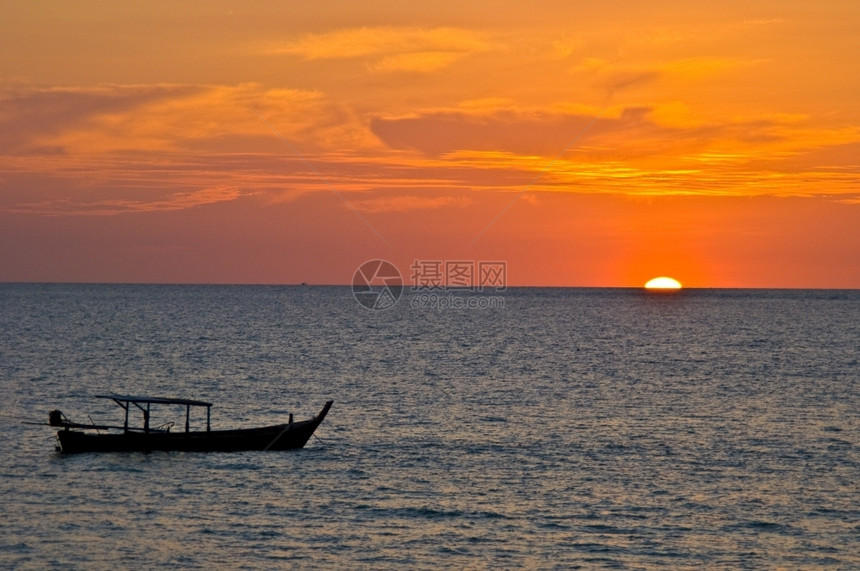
352 259 403 310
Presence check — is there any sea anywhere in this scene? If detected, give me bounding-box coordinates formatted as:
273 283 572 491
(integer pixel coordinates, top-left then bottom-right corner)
0 284 857 569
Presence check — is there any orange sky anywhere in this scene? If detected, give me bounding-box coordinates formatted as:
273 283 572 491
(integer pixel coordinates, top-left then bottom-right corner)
1 1 859 287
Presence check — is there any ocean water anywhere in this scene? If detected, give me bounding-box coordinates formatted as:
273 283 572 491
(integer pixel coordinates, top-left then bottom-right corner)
0 284 857 569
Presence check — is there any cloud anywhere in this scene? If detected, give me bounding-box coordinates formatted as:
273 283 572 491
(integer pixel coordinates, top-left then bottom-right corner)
2 186 244 216
0 84 198 154
0 81 363 217
369 51 466 73
269 26 492 72
571 56 764 95
550 36 586 60
370 106 658 156
351 194 472 213
3 80 858 220
367 103 860 199
0 83 357 156
574 58 661 92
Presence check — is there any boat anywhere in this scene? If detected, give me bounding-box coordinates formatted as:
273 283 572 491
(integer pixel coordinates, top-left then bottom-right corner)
40 395 333 454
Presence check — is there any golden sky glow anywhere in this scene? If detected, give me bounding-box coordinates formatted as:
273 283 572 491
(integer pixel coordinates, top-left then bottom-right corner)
1 1 859 286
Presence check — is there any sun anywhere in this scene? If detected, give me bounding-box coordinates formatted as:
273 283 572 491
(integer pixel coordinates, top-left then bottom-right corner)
644 276 682 290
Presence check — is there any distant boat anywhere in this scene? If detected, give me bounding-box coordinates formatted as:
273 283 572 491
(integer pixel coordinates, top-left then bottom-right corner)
38 395 333 454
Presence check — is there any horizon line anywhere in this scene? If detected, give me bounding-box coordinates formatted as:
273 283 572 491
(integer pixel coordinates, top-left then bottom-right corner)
1 281 858 291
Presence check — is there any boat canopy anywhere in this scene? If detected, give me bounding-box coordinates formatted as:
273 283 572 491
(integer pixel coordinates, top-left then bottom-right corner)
95 395 213 407
95 394 212 433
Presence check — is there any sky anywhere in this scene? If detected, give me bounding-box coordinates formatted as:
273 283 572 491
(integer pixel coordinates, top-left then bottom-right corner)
1 1 859 287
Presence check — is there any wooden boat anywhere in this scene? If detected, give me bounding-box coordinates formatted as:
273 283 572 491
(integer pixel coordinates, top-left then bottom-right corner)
43 395 333 454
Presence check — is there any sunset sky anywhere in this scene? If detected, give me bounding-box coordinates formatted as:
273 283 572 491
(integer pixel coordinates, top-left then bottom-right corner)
2 1 858 287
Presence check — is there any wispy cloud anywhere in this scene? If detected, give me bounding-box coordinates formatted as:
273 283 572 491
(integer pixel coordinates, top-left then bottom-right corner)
268 26 492 72
572 56 764 94
0 84 198 154
0 83 376 162
369 102 860 198
351 194 473 213
3 186 244 216
368 51 466 73
370 105 659 156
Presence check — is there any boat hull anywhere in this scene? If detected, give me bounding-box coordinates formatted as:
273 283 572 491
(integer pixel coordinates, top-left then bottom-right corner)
56 401 332 454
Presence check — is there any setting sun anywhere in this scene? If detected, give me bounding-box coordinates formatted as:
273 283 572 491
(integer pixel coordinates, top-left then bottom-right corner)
644 277 683 290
